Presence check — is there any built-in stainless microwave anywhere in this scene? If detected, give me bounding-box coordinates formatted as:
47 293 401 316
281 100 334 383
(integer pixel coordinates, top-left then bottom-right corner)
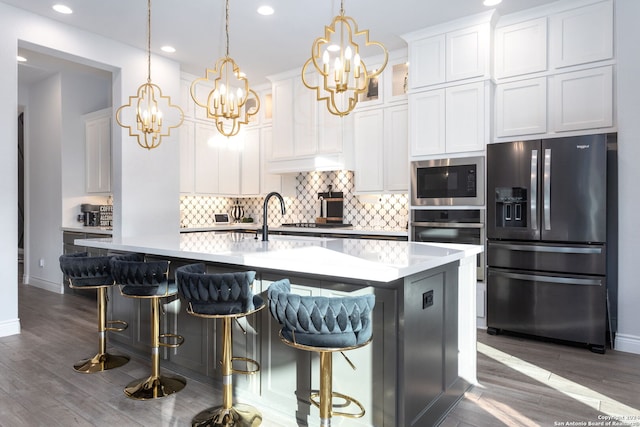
411 156 485 206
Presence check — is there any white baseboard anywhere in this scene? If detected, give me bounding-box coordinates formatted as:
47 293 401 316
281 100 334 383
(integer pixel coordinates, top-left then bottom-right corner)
614 333 640 355
0 318 21 338
26 277 64 294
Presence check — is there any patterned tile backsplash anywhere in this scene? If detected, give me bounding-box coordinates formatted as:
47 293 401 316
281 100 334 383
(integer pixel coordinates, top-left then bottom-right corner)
180 171 409 230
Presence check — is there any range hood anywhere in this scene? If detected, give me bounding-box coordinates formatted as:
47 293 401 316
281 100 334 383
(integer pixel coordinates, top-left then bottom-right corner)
266 153 354 174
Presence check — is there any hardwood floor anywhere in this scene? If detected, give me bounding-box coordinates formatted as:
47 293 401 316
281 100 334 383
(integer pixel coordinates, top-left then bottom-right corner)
2 282 640 426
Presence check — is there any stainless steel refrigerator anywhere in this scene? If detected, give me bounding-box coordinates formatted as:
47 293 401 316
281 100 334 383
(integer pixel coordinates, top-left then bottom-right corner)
486 134 617 353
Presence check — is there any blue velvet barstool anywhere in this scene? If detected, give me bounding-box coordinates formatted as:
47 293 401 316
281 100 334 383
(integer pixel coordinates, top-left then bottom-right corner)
176 263 265 427
58 252 129 373
267 279 375 427
110 254 186 400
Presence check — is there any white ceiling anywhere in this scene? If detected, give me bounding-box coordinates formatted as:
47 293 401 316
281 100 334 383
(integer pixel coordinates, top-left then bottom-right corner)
7 0 559 86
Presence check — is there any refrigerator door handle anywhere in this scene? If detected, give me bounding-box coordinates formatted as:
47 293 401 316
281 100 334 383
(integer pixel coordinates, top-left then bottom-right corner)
544 148 551 230
488 242 603 254
530 149 538 230
490 270 602 286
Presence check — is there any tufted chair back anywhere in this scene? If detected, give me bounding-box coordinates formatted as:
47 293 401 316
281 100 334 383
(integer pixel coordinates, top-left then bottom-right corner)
110 253 171 297
59 252 113 287
268 279 375 348
175 263 260 316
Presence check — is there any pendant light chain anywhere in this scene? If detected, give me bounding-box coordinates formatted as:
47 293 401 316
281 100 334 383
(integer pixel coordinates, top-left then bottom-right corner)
146 0 152 83
225 0 230 57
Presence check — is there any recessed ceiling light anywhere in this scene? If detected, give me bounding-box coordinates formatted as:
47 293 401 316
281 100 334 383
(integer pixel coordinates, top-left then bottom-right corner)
483 0 502 6
17 55 27 62
161 46 176 53
257 5 274 16
52 4 73 14
327 44 341 52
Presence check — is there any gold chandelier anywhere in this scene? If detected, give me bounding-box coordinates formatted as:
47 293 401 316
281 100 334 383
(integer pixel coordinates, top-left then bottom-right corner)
302 0 388 117
116 0 184 150
190 0 260 137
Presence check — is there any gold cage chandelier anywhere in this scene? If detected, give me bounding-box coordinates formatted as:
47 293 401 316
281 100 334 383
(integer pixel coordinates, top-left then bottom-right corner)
190 0 260 137
302 0 388 117
115 0 184 150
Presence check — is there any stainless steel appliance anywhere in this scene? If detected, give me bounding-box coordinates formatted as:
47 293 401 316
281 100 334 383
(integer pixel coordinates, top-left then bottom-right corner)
412 209 485 280
411 156 484 206
486 134 617 353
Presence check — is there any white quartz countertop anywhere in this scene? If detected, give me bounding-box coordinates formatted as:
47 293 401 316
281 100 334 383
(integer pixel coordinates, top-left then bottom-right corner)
75 231 481 283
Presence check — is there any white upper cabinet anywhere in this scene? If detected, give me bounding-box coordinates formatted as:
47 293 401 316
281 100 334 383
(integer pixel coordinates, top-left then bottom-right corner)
354 109 384 193
179 121 195 194
445 23 489 82
495 77 547 137
241 128 261 196
494 0 615 139
267 70 354 174
445 82 486 153
179 73 269 196
407 35 445 89
549 66 613 132
403 11 493 91
383 104 409 192
410 81 485 157
353 104 408 194
84 108 111 194
550 0 613 69
495 17 548 79
409 89 445 156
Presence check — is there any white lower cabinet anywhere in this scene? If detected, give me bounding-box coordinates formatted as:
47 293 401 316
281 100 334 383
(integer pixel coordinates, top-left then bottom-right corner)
354 104 408 194
410 81 485 156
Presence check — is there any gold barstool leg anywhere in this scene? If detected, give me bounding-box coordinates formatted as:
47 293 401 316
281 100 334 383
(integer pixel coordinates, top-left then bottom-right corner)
320 352 332 427
310 350 366 426
124 297 186 400
74 286 129 373
191 317 262 427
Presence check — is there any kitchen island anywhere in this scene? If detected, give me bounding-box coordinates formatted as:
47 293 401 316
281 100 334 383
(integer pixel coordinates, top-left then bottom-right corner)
75 231 481 427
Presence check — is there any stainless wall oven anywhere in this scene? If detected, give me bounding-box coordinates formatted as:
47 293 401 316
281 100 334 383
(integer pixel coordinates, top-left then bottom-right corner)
412 209 485 281
411 156 485 206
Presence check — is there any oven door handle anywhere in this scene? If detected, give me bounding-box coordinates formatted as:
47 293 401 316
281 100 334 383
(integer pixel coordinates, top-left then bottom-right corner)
412 222 484 229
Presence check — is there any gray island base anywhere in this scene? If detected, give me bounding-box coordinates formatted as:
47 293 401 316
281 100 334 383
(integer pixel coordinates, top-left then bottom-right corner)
76 232 481 427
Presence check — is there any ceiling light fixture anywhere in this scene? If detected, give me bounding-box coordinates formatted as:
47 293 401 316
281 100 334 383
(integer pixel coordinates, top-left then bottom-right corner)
190 0 260 137
302 0 388 117
257 5 274 16
52 4 73 14
161 45 176 53
483 0 503 6
115 0 184 150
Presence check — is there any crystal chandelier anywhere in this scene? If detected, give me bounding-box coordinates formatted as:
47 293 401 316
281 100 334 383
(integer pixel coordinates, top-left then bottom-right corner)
115 0 184 150
302 0 388 117
190 0 260 137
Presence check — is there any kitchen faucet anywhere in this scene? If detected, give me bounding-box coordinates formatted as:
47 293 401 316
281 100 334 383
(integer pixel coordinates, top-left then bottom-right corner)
262 192 286 241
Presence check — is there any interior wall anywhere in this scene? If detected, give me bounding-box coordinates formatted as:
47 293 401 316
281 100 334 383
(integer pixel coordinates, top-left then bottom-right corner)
613 0 640 353
60 69 112 228
25 73 64 293
0 2 182 338
0 13 20 337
